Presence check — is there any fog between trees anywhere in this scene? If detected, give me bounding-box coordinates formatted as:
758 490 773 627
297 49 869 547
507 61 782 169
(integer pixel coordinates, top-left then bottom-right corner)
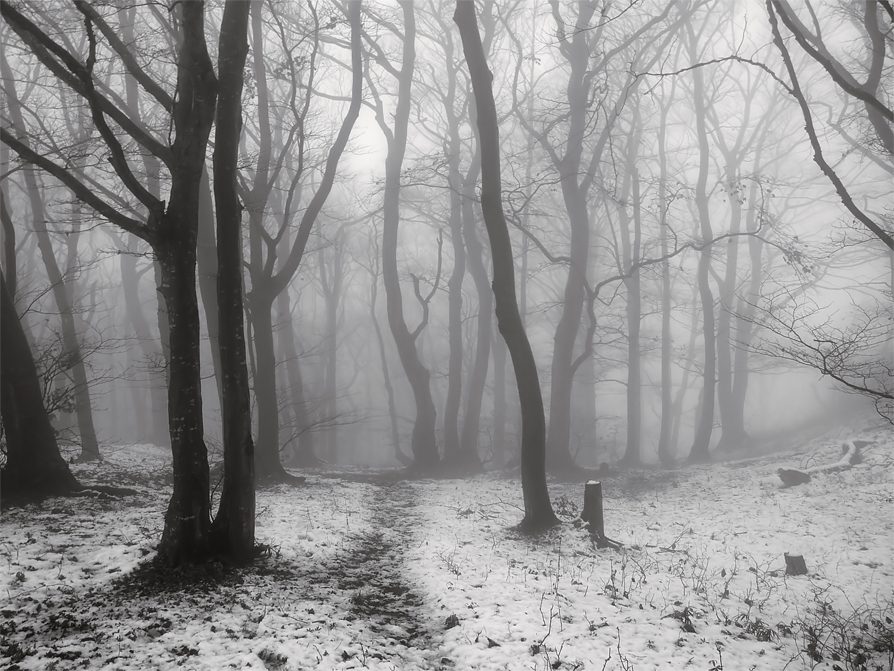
1 0 891 552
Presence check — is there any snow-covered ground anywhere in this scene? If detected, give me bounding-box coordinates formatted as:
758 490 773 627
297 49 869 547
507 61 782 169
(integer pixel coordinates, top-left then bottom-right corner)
2 426 891 670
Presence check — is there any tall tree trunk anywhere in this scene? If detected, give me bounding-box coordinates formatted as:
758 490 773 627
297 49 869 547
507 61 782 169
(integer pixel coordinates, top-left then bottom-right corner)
656 90 675 467
457 146 488 472
542 0 599 474
715 166 746 451
671 278 701 452
245 0 362 480
620 183 643 465
318 241 343 464
368 256 410 466
250 290 287 480
492 323 507 467
1 273 82 503
155 0 218 566
380 1 439 471
442 105 465 466
455 0 557 531
210 0 255 564
730 165 767 449
276 288 317 466
197 166 224 412
617 116 643 466
686 20 716 464
458 243 490 470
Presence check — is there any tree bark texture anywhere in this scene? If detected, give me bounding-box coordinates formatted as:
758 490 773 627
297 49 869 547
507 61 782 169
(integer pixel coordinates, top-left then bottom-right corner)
154 0 219 566
210 0 256 564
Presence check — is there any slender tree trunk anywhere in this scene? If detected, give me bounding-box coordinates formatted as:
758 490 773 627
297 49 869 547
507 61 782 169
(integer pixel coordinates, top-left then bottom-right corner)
369 261 410 467
443 116 465 465
542 1 599 474
210 0 255 564
656 92 675 467
730 168 766 449
251 290 289 480
617 119 643 466
716 168 746 450
245 0 362 478
381 1 439 471
686 21 716 464
455 0 557 531
197 166 224 412
492 324 507 467
671 278 701 452
318 241 343 464
457 147 488 472
276 288 317 466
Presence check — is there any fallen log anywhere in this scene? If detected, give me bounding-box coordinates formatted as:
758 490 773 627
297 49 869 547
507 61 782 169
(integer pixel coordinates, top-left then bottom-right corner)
777 440 867 487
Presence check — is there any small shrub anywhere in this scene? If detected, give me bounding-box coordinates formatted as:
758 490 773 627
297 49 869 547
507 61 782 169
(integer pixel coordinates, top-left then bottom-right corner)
795 594 894 671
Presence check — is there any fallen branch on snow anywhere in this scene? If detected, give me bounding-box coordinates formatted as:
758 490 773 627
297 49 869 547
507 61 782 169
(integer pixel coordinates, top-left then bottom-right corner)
777 440 869 487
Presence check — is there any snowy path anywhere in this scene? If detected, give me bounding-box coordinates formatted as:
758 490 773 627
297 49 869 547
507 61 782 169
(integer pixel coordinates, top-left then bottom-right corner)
305 475 443 664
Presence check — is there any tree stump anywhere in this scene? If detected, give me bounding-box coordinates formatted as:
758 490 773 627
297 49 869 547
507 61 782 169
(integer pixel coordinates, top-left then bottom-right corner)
581 481 622 550
581 481 605 538
784 553 808 576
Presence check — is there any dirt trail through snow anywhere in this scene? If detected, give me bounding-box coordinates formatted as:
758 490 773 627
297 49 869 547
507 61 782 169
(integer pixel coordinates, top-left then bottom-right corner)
312 475 442 662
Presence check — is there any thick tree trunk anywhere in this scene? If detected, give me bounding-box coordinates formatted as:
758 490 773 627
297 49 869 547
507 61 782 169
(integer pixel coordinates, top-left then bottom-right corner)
381 1 439 472
1 273 82 503
455 0 557 531
155 0 218 566
210 0 255 564
156 238 212 565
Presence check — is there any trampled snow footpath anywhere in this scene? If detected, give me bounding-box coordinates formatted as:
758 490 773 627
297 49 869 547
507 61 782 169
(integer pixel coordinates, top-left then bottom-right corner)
1 427 892 670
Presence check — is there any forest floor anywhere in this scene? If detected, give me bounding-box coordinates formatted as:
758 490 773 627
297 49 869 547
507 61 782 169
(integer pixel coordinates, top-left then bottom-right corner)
1 423 892 671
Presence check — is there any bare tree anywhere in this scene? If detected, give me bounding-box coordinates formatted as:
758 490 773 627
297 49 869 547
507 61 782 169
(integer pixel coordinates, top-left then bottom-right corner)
455 0 558 531
765 0 893 250
744 295 893 424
